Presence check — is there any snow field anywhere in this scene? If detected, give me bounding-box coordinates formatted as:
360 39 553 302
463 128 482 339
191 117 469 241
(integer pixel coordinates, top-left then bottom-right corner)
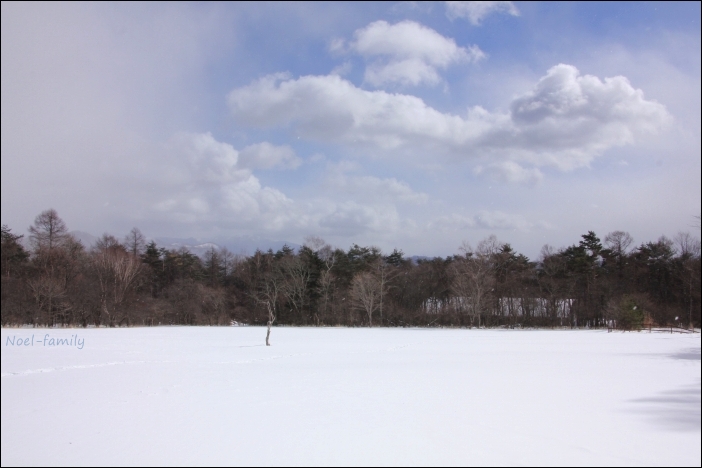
1 327 700 466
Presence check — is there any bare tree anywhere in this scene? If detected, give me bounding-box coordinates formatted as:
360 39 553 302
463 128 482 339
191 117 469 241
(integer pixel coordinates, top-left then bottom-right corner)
219 247 237 278
537 244 574 325
604 231 634 291
451 240 495 328
674 232 701 258
374 259 394 325
317 250 336 318
28 209 68 252
92 236 143 326
351 271 381 327
307 237 337 324
259 270 282 321
263 300 276 346
279 256 311 323
27 211 85 325
604 231 634 257
95 233 121 251
27 274 67 326
124 228 146 257
476 235 502 258
303 235 326 251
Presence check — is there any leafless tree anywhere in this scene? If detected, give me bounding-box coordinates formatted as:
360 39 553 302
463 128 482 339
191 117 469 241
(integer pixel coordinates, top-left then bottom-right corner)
451 240 495 328
95 233 121 251
279 256 311 323
27 211 85 325
92 236 143 326
604 231 634 257
537 245 572 325
351 271 382 327
28 209 68 252
27 275 68 326
124 228 146 257
262 300 276 346
259 270 282 320
374 259 395 325
674 232 701 258
308 237 337 323
476 235 502 258
604 231 634 291
304 235 326 252
219 247 238 278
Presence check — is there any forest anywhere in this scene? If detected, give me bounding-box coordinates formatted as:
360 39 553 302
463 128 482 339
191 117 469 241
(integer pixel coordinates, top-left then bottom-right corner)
1 209 700 330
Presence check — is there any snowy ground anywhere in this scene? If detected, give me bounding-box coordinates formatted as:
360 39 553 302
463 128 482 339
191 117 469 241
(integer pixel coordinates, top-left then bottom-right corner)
1 327 700 466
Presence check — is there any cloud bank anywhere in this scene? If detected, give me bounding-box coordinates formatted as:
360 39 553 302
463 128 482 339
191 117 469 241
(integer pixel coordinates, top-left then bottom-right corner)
228 64 670 171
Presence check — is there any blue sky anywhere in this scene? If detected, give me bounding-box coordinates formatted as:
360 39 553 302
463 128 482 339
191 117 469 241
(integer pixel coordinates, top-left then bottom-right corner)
2 1 700 258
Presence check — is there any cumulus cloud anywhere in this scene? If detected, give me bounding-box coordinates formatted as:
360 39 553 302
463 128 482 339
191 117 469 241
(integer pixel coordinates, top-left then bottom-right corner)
445 1 520 25
155 133 429 240
174 132 249 185
157 133 294 228
228 72 493 148
228 64 670 173
343 20 484 87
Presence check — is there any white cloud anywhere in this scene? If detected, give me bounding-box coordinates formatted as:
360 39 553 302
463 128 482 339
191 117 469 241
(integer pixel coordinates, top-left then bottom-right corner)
319 202 401 237
238 142 301 170
427 210 540 233
227 64 670 172
474 210 531 230
157 133 295 228
175 132 248 185
153 134 428 240
504 64 672 169
474 162 544 185
429 210 532 232
445 1 520 25
350 20 482 66
326 168 428 205
365 58 444 87
344 20 485 87
330 61 352 76
429 214 477 231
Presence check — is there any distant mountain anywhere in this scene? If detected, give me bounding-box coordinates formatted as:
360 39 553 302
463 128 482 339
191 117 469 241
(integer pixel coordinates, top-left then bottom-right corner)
70 231 98 248
67 231 299 258
154 236 301 258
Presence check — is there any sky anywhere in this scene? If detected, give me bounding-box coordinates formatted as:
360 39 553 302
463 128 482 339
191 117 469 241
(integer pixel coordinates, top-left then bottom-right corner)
2 1 700 258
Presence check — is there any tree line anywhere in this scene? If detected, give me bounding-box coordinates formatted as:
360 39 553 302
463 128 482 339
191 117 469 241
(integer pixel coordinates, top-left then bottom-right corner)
1 209 700 330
